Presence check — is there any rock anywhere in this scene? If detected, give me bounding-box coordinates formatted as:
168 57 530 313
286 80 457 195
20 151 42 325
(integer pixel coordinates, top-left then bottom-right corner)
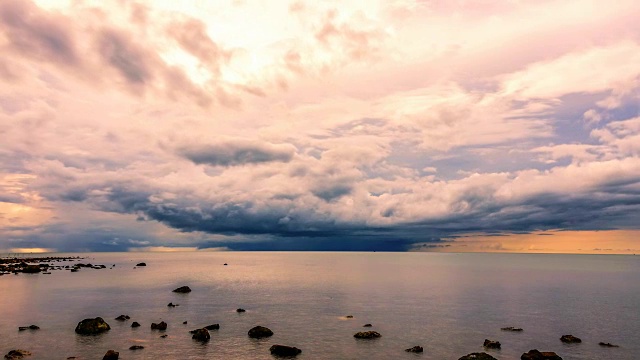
21 265 41 273
599 342 619 347
405 346 424 353
224 263 228 266
560 335 581 343
183 321 188 324
136 263 146 266
248 325 274 338
102 350 119 360
167 303 178 307
363 323 372 327
345 315 354 318
270 345 302 357
521 349 563 360
483 339 501 349
131 322 140 328
75 317 111 335
191 328 210 341
236 308 246 313
353 331 381 339
151 321 167 330
129 346 144 350
458 353 497 360
172 286 191 293
4 349 32 359
160 334 168 338
115 315 130 321
501 326 523 332
204 324 220 330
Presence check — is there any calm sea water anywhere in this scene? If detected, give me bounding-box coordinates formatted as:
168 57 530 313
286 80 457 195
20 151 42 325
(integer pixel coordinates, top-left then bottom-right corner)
0 252 638 359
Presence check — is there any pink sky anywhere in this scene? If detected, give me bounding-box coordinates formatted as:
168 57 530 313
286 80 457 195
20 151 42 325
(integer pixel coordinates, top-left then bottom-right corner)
1 0 640 253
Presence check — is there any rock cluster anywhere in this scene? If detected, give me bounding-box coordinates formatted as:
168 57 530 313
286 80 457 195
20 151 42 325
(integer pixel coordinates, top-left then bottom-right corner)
353 331 381 339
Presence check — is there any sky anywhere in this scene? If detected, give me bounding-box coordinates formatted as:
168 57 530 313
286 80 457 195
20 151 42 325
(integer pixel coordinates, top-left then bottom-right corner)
1 0 640 253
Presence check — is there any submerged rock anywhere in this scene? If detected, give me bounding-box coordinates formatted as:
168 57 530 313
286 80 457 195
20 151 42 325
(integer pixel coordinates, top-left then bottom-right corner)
131 322 140 328
151 321 167 330
353 331 381 339
599 342 619 347
115 315 130 321
236 308 246 313
363 324 372 327
269 345 302 357
405 346 423 353
21 265 41 274
345 315 354 318
75 317 111 335
484 339 501 349
18 325 39 331
521 349 562 360
102 350 118 360
172 286 191 293
136 263 146 267
458 353 497 360
560 335 581 343
248 326 274 338
167 303 178 307
501 326 523 332
191 328 210 341
129 346 144 350
204 324 220 330
4 349 32 359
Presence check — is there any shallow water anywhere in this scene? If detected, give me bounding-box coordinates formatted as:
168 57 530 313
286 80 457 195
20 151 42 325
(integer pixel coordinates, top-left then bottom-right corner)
0 252 638 359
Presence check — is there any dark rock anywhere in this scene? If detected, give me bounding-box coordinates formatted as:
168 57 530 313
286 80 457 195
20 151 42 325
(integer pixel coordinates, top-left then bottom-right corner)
521 349 563 360
458 353 497 360
205 324 220 330
248 325 274 338
4 349 32 359
75 317 111 335
191 328 210 341
236 308 246 313
484 339 501 349
70 269 79 272
353 331 381 339
18 325 39 331
129 346 144 350
167 303 178 307
136 263 146 266
363 323 372 327
345 315 354 318
172 286 191 293
405 346 424 353
501 326 523 332
151 321 167 330
160 334 168 338
599 342 619 347
102 350 119 360
270 345 302 357
131 322 140 328
224 263 228 266
183 321 188 324
560 335 581 343
115 315 130 321
21 265 41 273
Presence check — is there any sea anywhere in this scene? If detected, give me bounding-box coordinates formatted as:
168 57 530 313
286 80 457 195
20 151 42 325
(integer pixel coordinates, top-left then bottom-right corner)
0 252 638 359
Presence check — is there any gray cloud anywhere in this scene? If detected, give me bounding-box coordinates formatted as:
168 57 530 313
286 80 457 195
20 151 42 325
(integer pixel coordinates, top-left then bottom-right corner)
98 29 152 84
178 141 296 166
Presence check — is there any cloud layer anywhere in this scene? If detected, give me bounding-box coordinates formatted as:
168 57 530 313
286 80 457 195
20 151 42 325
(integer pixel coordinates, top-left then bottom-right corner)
1 0 640 252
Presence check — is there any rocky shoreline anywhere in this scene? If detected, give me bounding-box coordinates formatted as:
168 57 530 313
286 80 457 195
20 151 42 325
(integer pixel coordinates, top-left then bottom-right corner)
0 256 115 276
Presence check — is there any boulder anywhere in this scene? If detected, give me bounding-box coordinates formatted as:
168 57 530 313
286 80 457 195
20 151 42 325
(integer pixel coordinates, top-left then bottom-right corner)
191 328 210 341
501 326 523 332
115 315 130 321
4 350 32 359
167 303 178 307
560 335 581 343
131 322 140 328
248 325 274 338
521 349 563 360
353 331 381 339
363 323 372 327
204 324 220 330
21 265 41 274
270 345 302 357
136 263 146 266
458 353 497 360
129 346 144 350
102 350 118 360
236 308 246 313
405 346 424 353
183 321 188 324
599 342 619 347
172 286 191 293
483 339 501 349
75 317 111 335
151 321 167 330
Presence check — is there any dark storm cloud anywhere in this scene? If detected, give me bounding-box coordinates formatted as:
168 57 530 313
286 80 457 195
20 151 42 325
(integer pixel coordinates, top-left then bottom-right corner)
311 184 352 201
178 141 296 166
0 0 78 66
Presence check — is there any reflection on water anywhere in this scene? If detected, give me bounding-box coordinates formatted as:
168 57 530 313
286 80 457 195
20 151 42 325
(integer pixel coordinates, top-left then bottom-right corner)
0 252 639 359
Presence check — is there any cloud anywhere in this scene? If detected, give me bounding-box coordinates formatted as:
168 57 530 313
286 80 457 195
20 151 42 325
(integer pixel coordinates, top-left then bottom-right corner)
177 140 296 167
